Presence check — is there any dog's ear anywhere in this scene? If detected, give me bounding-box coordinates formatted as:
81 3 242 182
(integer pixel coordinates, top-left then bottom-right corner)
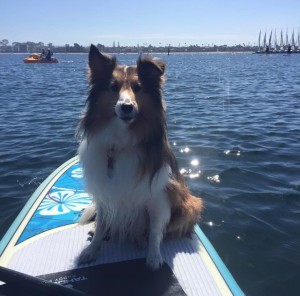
137 57 166 87
88 44 116 85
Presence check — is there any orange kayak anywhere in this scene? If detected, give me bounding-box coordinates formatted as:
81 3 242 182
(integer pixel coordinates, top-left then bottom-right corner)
23 53 59 64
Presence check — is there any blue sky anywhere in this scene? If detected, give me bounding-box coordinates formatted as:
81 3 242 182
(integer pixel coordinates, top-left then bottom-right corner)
1 0 300 46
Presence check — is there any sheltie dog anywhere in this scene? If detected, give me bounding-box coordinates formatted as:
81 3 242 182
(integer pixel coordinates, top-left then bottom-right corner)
77 44 203 270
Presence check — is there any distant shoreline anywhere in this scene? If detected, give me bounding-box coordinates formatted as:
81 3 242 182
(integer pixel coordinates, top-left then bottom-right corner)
0 42 257 54
1 51 255 55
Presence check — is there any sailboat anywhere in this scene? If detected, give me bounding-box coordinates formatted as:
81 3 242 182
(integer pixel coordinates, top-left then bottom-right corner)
268 30 273 50
273 29 278 52
255 30 270 54
285 28 289 51
263 31 267 51
280 29 284 52
254 28 300 54
291 29 296 51
257 30 262 52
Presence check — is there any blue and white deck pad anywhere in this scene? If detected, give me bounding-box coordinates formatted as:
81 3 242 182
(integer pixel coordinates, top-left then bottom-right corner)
17 164 91 243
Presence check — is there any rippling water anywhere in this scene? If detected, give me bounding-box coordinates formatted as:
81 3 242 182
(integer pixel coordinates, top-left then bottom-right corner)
1 53 300 295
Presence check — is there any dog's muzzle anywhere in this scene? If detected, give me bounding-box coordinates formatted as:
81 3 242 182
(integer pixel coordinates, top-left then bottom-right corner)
115 102 137 122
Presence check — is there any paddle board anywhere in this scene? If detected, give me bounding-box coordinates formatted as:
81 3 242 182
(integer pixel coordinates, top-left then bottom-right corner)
0 156 244 295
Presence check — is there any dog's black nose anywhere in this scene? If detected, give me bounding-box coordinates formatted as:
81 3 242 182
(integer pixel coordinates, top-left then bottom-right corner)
121 104 133 114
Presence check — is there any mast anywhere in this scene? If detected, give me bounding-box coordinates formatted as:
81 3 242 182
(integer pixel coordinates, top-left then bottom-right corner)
258 30 261 52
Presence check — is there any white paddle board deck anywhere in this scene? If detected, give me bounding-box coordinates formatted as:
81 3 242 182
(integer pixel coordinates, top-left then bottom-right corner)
0 157 244 295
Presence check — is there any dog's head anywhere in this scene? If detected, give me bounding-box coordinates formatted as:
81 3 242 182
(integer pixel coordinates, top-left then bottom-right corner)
81 44 166 142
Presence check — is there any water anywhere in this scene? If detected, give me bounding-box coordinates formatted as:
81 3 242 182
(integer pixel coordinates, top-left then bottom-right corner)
1 53 300 295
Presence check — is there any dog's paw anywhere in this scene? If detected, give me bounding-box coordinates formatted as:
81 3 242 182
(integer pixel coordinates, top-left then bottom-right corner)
77 244 101 265
146 253 163 270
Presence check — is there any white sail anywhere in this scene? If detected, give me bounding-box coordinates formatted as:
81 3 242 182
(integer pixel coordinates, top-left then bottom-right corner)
280 29 284 51
268 30 273 49
285 28 289 49
257 30 261 52
291 28 295 50
273 29 277 51
263 31 267 50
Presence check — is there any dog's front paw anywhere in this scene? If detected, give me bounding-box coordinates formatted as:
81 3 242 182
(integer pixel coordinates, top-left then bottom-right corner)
146 253 163 270
77 243 101 265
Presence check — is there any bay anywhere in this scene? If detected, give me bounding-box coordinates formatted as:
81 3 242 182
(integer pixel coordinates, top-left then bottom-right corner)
0 52 300 295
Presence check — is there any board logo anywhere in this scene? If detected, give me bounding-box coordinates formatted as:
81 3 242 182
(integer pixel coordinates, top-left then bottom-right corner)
47 274 88 288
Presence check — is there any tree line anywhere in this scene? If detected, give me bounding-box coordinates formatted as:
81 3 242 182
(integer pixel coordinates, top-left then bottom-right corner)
0 39 256 53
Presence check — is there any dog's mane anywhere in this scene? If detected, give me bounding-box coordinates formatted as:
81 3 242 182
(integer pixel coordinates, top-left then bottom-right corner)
78 46 183 185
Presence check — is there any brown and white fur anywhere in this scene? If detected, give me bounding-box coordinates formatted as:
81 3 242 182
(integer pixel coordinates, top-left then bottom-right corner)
77 44 203 270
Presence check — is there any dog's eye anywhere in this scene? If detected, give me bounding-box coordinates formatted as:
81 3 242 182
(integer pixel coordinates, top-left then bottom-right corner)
132 83 142 93
110 83 120 92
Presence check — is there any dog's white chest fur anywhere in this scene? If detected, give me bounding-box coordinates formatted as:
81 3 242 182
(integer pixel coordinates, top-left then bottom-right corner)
78 118 171 241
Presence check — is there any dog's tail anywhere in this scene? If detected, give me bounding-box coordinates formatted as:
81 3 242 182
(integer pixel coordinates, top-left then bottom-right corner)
79 202 96 224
